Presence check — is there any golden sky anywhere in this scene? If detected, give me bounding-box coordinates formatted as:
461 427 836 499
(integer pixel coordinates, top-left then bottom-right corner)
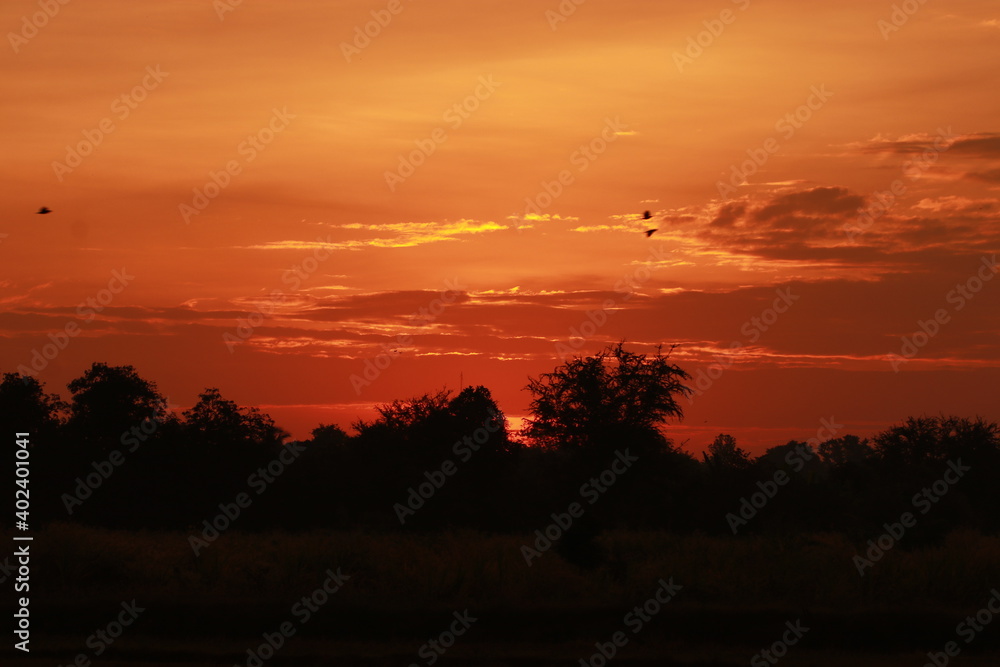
2 0 999 450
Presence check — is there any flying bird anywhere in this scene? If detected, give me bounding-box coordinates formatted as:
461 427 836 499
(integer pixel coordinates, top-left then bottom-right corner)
644 229 658 237
36 207 51 214
642 210 652 220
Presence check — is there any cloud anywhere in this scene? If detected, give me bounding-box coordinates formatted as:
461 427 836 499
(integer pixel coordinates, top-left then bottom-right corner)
752 187 864 223
948 133 1000 158
569 224 634 233
710 202 746 228
856 131 1000 161
643 182 1000 278
240 220 506 252
966 168 1000 183
858 131 957 155
912 196 996 213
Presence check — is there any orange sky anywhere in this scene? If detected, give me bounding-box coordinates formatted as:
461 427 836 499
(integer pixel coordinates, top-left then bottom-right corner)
2 0 999 452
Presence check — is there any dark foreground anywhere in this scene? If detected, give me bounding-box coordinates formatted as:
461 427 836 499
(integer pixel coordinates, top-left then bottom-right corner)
8 607 1000 666
4 525 1000 664
6 609 1000 667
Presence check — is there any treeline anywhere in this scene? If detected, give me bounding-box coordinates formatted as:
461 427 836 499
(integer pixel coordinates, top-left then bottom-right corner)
3 344 1000 545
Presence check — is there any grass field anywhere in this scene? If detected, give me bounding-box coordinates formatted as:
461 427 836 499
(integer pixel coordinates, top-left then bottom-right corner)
4 524 1000 664
17 523 1000 610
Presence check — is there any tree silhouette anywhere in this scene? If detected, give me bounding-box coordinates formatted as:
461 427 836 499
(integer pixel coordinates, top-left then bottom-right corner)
703 433 753 472
354 386 510 457
873 415 1000 466
0 372 65 440
445 385 512 456
523 342 690 455
818 434 873 469
66 363 168 450
353 389 451 440
183 387 287 448
310 423 349 448
8 354 1000 537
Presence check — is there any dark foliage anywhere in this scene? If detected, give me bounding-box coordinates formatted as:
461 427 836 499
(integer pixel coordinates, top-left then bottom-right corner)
4 350 999 547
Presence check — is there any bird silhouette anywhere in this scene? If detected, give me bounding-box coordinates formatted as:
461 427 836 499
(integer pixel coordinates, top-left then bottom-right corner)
642 210 652 220
644 229 657 237
36 207 51 214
